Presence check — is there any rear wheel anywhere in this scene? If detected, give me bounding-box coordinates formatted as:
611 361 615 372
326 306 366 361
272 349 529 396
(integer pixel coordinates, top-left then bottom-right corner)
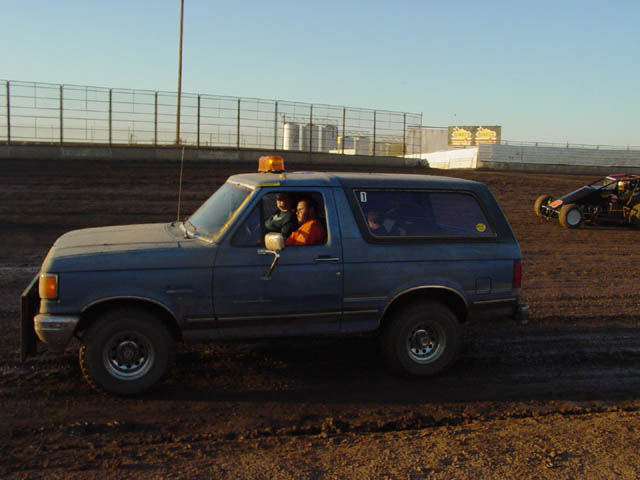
79 307 175 396
381 301 461 376
559 203 583 228
534 195 552 217
629 203 640 228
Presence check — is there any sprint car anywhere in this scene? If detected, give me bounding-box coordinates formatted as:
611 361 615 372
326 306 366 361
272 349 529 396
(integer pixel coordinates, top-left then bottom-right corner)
534 174 640 228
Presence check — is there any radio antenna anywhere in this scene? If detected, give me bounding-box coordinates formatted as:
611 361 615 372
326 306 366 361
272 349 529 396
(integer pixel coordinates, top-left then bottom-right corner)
176 146 185 222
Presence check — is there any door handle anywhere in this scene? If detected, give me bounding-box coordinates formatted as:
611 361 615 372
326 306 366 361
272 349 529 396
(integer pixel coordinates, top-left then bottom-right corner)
315 256 340 263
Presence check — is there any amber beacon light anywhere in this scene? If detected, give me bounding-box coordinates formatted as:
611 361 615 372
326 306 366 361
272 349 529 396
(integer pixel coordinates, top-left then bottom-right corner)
258 155 285 173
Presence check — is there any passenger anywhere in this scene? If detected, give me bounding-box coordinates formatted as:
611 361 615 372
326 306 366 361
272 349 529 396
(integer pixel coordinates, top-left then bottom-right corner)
265 192 297 238
367 211 386 235
367 210 402 236
285 198 326 246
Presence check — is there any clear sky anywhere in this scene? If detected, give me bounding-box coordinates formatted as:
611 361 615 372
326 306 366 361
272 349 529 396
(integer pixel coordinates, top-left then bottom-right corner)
2 0 639 146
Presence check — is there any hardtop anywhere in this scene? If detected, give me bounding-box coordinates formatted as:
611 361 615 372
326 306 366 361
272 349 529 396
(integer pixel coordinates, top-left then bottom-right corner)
229 171 487 192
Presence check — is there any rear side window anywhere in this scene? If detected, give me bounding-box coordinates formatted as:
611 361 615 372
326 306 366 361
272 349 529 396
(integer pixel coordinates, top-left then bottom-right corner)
354 189 494 237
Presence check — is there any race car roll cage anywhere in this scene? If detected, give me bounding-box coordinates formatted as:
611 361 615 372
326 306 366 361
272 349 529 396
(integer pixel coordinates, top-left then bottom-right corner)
539 174 640 225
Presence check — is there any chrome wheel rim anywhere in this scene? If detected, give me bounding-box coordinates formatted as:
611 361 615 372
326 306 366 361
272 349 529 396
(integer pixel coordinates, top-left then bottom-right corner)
567 209 581 226
103 330 155 380
406 323 445 364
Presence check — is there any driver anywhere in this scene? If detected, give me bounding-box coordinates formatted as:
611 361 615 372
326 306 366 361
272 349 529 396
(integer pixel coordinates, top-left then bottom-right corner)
285 198 326 246
617 180 635 204
265 192 297 238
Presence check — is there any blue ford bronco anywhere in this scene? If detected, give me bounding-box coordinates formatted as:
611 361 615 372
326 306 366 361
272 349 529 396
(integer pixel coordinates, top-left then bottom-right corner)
21 156 528 395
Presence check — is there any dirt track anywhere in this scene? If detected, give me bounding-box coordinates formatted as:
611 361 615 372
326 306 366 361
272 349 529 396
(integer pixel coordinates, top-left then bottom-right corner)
1 158 639 479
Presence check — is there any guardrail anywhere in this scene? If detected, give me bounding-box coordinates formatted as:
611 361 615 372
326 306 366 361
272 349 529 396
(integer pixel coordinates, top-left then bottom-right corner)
0 80 423 157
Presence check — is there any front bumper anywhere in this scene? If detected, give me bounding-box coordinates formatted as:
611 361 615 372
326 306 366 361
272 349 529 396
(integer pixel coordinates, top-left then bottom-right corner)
540 204 559 219
20 274 79 360
34 314 80 349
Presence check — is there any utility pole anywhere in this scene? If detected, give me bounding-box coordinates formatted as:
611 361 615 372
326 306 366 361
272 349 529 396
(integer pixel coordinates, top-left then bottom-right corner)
176 0 184 144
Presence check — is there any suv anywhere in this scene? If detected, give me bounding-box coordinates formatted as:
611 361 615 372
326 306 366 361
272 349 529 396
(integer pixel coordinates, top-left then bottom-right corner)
22 156 527 395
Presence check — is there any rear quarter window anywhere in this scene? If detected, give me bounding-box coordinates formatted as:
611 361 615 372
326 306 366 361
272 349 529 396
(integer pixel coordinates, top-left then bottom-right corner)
354 189 494 238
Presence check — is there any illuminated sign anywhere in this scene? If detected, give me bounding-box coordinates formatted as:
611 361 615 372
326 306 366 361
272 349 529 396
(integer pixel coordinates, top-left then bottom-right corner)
448 126 501 146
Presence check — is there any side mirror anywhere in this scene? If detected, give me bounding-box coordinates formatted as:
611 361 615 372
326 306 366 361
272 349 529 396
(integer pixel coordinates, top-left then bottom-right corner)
258 233 284 280
264 232 284 251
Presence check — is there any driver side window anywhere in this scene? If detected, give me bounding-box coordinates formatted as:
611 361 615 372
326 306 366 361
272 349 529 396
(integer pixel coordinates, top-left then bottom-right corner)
231 205 263 247
231 191 329 247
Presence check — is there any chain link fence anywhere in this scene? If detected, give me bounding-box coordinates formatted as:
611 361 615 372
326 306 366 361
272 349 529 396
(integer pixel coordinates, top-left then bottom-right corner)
0 80 423 157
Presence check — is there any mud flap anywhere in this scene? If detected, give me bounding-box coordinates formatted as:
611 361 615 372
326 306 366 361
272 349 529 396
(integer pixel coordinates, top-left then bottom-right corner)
516 303 530 325
21 274 40 361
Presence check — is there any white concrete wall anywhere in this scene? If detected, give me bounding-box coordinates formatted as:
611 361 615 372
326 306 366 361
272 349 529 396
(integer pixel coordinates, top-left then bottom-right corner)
477 144 640 173
406 147 478 169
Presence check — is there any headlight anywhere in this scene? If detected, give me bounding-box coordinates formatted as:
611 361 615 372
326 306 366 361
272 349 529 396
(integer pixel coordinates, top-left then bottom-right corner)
39 273 58 299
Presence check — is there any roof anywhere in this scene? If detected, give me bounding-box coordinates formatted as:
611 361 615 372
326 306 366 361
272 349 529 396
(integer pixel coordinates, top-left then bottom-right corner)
228 171 485 191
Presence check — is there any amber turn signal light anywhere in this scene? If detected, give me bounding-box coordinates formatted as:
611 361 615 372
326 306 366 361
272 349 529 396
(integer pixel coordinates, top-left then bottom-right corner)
39 273 58 299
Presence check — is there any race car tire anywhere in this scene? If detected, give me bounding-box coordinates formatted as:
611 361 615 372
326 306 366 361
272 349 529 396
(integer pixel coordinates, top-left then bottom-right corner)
534 195 552 217
559 203 583 229
629 203 640 228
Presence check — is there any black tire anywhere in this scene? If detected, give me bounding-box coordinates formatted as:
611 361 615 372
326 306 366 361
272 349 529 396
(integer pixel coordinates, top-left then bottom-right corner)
79 307 175 396
534 195 552 217
381 301 461 376
559 203 583 229
629 203 640 228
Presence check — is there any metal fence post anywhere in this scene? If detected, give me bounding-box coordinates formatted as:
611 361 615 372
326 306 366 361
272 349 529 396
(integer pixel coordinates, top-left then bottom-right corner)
402 113 406 156
237 98 241 149
109 89 113 145
420 113 424 154
6 81 10 145
154 91 158 146
309 105 313 153
59 85 64 144
274 101 278 150
342 107 345 154
372 110 376 157
197 94 201 149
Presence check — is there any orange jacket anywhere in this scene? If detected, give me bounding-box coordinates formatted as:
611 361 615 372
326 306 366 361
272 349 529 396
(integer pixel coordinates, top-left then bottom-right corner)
285 219 326 246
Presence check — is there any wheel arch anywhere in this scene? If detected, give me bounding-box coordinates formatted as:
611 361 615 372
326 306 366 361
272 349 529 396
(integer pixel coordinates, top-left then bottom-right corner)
380 286 468 329
77 297 182 342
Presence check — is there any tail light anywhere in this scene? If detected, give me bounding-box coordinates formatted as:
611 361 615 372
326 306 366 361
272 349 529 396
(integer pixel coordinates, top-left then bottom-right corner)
513 259 522 292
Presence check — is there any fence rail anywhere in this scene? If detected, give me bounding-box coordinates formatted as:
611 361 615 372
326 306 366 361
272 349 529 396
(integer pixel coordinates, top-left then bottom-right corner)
0 80 423 157
499 139 640 151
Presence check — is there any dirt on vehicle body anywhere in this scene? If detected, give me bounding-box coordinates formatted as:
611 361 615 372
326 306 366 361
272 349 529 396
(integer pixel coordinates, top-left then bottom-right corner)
1 158 640 479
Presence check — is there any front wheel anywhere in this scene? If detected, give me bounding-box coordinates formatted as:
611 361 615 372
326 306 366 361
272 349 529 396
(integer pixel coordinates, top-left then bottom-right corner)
559 203 583 229
79 308 175 396
381 301 461 376
534 194 552 217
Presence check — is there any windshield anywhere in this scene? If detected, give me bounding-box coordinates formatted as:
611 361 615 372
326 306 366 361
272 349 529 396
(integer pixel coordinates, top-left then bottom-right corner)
187 182 252 239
